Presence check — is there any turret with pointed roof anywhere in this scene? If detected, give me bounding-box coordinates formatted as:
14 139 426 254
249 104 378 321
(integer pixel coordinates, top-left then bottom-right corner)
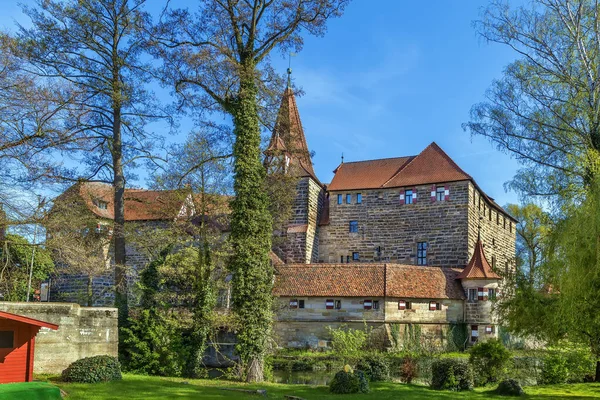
265 87 320 184
457 236 501 280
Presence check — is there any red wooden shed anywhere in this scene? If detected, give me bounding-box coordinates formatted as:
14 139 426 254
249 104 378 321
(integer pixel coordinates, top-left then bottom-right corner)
0 311 59 383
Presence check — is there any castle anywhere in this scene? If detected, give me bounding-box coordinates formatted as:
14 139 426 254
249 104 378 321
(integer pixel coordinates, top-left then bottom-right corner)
267 86 516 348
51 85 516 349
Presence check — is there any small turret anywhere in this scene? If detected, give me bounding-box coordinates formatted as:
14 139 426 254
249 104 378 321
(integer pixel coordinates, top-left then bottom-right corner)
459 237 501 344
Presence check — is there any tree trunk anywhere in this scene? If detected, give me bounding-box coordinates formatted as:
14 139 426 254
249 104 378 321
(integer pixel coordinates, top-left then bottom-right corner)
596 360 600 382
247 357 264 383
228 65 273 384
112 101 128 347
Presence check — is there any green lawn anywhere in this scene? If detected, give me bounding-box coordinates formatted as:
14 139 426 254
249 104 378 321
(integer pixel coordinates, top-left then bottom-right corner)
41 374 600 399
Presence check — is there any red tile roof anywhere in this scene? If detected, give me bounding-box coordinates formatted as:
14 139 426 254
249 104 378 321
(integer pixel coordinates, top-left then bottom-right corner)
328 157 413 191
456 237 501 280
273 264 465 299
0 311 59 330
59 182 192 221
327 142 516 222
266 88 320 184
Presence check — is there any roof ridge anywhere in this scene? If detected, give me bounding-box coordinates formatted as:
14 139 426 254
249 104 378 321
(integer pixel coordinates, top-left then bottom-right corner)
381 154 419 187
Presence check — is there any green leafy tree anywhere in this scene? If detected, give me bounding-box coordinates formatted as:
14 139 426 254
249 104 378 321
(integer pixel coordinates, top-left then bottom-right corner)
0 233 54 301
469 339 511 386
464 0 600 202
152 0 349 382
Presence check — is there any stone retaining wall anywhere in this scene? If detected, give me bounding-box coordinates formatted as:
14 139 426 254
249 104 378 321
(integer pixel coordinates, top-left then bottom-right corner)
0 302 118 373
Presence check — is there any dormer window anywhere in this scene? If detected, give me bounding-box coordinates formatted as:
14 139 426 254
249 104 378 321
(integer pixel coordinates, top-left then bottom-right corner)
94 199 108 210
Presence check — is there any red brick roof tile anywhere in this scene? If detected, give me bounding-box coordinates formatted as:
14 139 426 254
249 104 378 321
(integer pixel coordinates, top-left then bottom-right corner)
61 182 191 221
456 237 501 280
273 264 465 299
327 156 413 191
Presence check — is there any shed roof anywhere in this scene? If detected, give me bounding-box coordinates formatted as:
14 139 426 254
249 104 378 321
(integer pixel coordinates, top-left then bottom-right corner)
0 311 58 330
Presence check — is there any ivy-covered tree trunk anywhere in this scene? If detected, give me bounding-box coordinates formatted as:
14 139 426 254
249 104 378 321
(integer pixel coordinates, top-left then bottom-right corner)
228 65 273 383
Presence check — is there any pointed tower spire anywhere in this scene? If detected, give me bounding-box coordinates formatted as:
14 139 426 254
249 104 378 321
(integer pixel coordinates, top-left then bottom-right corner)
265 82 319 183
457 237 501 280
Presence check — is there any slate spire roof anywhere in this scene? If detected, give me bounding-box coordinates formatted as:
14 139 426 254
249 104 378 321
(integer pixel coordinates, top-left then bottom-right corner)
456 237 502 280
266 87 319 183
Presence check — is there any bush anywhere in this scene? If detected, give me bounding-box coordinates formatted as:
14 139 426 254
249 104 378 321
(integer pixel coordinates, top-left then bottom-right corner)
62 355 122 383
328 325 368 362
469 339 511 386
399 356 418 384
355 354 390 382
495 379 524 396
329 367 369 394
431 358 474 391
540 352 568 384
564 348 596 383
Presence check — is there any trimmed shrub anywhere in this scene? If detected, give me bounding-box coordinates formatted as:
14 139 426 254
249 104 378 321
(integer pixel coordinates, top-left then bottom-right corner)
329 367 369 394
564 348 596 383
495 379 524 396
399 356 418 384
540 352 568 384
62 355 122 383
355 354 390 382
431 358 474 391
469 339 511 386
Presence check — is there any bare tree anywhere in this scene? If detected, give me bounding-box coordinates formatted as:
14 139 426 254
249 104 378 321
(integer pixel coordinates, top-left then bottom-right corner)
17 0 171 332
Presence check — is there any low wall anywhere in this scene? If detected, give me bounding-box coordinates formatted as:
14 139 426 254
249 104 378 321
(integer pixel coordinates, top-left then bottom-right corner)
0 302 118 374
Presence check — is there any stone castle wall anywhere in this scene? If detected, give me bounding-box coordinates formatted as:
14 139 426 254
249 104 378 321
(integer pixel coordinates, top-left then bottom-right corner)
467 183 517 273
319 181 471 266
0 302 118 373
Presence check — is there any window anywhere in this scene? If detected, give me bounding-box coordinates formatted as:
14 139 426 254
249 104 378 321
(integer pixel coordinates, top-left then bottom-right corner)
346 194 352 204
485 325 495 335
436 186 445 201
337 194 342 205
299 300 305 309
488 288 496 300
509 222 513 233
349 220 359 233
216 289 229 308
357 193 362 204
478 287 488 301
289 299 298 309
340 255 344 263
363 299 373 310
373 300 380 310
468 288 477 302
405 189 413 204
398 300 411 310
429 301 440 311
0 331 14 348
335 300 342 310
471 325 479 342
94 199 108 210
489 210 493 221
326 299 334 309
352 252 360 261
417 242 427 265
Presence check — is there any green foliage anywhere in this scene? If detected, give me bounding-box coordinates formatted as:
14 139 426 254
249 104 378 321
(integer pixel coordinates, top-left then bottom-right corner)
121 309 188 377
495 379 524 396
430 358 474 391
329 369 369 394
61 355 122 383
327 325 368 362
540 352 568 385
447 323 468 352
355 354 390 382
469 339 511 386
0 233 54 301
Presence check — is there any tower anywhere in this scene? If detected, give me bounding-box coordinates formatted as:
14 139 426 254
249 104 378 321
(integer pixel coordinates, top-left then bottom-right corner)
457 236 502 344
265 82 323 264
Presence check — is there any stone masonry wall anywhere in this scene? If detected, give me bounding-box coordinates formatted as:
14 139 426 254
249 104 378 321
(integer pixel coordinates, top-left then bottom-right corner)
319 181 471 267
467 183 517 274
0 302 118 373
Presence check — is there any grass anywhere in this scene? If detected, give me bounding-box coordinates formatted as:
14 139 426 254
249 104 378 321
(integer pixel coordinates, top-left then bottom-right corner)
0 382 61 400
38 374 600 399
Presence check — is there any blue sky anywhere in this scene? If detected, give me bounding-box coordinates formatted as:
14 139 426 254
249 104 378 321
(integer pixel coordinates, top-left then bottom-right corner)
0 1 523 206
